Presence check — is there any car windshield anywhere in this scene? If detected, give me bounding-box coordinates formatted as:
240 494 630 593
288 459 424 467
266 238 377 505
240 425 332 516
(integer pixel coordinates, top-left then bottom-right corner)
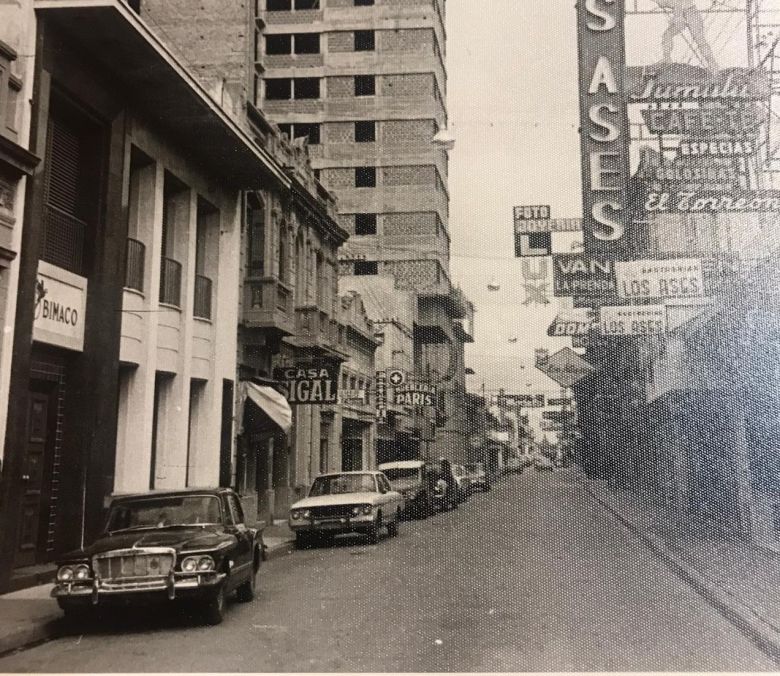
309 474 377 496
106 495 222 532
382 468 421 483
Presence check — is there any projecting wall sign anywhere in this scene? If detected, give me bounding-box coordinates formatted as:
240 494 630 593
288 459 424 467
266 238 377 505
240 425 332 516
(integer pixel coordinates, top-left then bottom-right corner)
33 261 88 353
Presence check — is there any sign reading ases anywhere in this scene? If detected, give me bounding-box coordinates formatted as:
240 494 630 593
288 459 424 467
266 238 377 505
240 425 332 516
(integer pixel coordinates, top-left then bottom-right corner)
33 261 88 352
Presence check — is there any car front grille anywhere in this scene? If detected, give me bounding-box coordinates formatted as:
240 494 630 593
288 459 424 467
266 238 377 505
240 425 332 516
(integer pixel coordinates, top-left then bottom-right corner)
310 505 355 519
94 549 175 582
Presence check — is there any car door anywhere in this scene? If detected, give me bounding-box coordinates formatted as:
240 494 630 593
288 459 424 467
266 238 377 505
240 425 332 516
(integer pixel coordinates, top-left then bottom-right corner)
378 474 400 514
224 492 253 587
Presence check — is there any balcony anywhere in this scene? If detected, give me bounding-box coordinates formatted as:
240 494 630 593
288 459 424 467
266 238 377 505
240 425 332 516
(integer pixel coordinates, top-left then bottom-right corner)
41 205 86 275
242 276 295 335
281 306 348 360
124 237 145 292
159 256 182 307
194 274 213 320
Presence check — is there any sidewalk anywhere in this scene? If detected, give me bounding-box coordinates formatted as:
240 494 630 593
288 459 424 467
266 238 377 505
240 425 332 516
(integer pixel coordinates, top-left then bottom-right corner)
582 472 780 660
0 520 295 657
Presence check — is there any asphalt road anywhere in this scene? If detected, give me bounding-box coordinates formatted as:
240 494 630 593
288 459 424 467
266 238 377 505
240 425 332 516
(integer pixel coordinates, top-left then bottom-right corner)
0 470 775 672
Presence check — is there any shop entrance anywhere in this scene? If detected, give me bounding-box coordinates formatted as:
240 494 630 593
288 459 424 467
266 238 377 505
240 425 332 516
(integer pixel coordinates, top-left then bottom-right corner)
15 380 58 568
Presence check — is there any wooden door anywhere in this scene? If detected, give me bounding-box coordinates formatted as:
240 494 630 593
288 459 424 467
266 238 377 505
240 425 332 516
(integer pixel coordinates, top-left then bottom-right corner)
16 384 55 568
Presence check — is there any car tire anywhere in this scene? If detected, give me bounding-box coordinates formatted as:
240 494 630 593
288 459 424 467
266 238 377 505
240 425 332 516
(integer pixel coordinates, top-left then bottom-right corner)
367 514 382 544
57 600 92 624
387 512 399 537
203 586 226 626
295 532 311 550
236 557 257 603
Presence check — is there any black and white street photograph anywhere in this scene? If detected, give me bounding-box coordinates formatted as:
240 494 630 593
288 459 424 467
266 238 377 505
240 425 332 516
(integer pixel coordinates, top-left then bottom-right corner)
0 0 779 672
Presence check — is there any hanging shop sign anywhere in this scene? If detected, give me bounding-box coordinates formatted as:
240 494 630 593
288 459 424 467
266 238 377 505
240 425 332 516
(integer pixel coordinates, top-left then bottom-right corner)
515 218 582 234
640 107 763 138
340 389 368 406
643 190 780 215
577 0 630 251
677 139 758 159
273 363 339 405
33 261 88 353
615 259 703 300
553 254 617 298
514 231 552 257
514 205 551 222
536 347 596 388
626 65 771 103
375 370 388 422
599 305 667 337
500 393 546 408
521 258 551 306
392 382 437 408
547 308 596 337
652 165 740 185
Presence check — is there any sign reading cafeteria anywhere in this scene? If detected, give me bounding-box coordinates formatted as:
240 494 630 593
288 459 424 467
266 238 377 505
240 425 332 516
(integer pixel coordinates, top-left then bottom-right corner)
33 261 88 352
616 259 703 300
273 363 339 405
600 305 667 337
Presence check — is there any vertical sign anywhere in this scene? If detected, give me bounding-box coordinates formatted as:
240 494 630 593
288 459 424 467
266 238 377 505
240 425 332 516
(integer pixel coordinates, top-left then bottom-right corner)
375 370 387 422
577 0 630 255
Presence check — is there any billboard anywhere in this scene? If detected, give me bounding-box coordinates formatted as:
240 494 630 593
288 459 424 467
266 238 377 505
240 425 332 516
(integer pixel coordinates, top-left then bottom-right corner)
599 305 667 337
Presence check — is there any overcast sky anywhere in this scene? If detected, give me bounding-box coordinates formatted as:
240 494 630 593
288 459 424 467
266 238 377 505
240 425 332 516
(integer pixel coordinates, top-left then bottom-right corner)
446 1 582 397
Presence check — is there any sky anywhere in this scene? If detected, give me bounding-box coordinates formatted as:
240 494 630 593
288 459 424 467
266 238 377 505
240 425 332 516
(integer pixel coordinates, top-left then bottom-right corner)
446 1 582 397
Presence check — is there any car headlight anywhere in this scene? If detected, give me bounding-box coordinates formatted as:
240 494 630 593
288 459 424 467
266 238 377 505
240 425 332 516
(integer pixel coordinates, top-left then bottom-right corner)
361 505 372 515
197 556 215 572
181 556 199 573
73 564 91 581
57 566 74 582
351 506 361 516
290 510 301 520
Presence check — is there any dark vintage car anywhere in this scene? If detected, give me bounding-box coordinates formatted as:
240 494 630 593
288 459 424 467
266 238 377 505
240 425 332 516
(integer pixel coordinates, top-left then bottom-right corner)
51 487 262 625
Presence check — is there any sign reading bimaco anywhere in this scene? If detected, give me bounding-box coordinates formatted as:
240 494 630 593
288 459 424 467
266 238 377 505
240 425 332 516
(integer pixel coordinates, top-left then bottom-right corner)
33 261 88 352
273 363 339 405
392 382 436 408
616 259 703 300
600 305 667 336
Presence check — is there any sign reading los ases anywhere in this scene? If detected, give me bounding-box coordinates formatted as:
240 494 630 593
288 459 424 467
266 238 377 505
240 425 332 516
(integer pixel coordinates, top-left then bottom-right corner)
33 261 88 352
616 259 704 300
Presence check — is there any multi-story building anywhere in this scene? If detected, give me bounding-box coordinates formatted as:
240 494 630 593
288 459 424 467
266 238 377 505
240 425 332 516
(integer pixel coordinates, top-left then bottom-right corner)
256 0 474 463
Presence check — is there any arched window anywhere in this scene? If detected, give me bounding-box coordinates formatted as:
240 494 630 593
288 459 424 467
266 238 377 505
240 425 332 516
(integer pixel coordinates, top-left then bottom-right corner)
295 230 306 305
246 193 265 277
278 221 289 283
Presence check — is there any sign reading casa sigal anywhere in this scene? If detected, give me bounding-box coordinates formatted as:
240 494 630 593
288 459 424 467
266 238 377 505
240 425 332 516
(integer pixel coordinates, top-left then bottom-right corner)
273 363 339 405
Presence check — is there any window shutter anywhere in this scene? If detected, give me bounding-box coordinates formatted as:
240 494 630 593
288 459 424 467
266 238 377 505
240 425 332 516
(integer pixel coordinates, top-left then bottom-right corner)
45 115 81 216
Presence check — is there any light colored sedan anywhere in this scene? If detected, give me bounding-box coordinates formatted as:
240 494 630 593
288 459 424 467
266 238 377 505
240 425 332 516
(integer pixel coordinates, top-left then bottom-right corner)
289 471 405 548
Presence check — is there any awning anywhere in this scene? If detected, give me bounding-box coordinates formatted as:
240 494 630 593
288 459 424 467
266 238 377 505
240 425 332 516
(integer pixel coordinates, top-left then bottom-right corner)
239 382 292 436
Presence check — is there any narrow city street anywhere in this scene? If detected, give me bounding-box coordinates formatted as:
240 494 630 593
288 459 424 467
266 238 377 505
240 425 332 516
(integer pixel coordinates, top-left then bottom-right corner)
0 470 774 672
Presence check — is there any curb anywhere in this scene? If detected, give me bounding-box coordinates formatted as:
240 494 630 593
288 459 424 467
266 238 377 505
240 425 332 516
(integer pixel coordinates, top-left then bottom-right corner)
264 540 296 561
585 482 780 662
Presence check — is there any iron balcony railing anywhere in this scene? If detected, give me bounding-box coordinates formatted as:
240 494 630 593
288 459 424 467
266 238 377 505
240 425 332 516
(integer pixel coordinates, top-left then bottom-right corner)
159 256 182 307
41 204 86 275
125 238 145 292
193 274 213 320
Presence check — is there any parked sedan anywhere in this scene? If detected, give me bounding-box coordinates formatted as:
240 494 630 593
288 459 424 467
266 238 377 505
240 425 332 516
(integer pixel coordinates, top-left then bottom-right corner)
289 471 404 547
451 464 471 503
464 462 490 492
51 488 262 626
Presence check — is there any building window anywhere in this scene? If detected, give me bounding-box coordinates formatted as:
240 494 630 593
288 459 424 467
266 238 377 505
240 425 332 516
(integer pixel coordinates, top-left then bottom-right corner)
354 75 375 97
354 261 378 275
355 213 377 235
354 30 375 51
266 78 292 100
247 193 265 276
294 0 318 8
294 77 320 99
355 166 376 187
294 33 320 54
355 121 376 143
267 0 291 10
295 122 320 144
354 0 374 5
266 34 292 55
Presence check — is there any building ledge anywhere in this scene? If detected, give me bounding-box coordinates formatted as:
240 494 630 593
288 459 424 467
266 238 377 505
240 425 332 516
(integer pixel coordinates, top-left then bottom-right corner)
35 0 289 189
0 135 40 178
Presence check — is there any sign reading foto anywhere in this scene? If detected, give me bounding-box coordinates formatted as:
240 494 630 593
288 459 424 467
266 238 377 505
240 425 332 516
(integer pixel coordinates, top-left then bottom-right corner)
392 382 437 408
273 363 339 405
34 261 88 352
600 305 667 337
616 259 704 300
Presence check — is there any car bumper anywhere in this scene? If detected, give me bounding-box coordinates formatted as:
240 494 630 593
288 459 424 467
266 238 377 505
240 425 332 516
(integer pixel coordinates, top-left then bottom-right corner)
51 572 226 605
289 514 375 534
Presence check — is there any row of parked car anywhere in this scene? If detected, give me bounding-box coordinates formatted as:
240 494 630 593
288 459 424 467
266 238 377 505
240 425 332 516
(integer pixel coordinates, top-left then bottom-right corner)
49 460 494 627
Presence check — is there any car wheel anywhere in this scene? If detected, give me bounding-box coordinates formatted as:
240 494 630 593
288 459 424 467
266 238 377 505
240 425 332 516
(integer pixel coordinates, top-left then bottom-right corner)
236 556 258 603
387 512 399 537
295 532 311 549
203 586 226 625
57 600 92 624
367 513 382 544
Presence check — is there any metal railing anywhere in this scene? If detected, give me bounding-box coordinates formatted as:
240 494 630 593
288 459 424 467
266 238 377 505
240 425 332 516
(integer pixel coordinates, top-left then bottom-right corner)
159 257 182 307
125 238 145 292
42 205 86 275
194 274 213 320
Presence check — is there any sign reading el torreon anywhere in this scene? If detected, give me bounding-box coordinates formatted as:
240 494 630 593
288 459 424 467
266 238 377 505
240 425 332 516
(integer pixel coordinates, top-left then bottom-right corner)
33 261 88 352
